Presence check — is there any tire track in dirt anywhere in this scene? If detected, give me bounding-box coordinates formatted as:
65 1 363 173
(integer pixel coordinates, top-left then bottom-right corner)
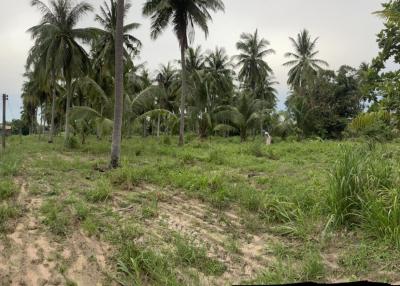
0 178 114 286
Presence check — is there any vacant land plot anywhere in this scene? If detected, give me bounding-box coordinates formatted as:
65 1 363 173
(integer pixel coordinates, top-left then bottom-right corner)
1 136 400 285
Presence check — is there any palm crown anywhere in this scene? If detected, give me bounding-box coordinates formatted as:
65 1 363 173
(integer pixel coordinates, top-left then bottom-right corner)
284 29 328 88
142 0 225 49
27 0 93 80
93 0 142 73
236 30 275 92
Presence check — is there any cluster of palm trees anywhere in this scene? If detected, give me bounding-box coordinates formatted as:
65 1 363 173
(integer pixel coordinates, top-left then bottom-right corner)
22 0 329 167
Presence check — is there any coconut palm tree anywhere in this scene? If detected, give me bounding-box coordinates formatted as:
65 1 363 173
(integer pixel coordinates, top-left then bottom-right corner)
93 0 142 75
110 0 125 168
284 29 328 89
236 30 275 94
142 0 225 146
28 0 93 143
204 47 234 105
256 75 278 108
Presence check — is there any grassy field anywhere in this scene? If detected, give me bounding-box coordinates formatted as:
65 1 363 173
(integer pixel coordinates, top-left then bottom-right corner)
0 135 400 285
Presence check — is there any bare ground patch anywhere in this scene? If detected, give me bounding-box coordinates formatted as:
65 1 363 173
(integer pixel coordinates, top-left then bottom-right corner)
114 185 280 285
0 178 114 286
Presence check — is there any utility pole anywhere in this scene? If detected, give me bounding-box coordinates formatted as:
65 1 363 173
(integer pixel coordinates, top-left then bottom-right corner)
2 94 8 150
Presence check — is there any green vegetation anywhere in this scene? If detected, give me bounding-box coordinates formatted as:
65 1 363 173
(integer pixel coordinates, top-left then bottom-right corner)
1 136 400 284
4 0 400 284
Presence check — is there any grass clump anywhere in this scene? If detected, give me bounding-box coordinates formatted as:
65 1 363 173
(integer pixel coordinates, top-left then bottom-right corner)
0 203 20 230
0 178 17 200
112 165 159 190
117 242 179 286
300 249 325 281
174 235 226 276
86 177 113 203
249 261 297 285
0 153 20 176
208 149 227 165
41 200 71 236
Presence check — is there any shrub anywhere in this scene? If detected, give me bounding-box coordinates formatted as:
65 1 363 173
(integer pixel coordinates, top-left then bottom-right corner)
347 111 394 141
247 142 265 157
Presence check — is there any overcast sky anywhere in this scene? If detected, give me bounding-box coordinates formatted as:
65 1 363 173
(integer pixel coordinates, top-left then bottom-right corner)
0 0 386 120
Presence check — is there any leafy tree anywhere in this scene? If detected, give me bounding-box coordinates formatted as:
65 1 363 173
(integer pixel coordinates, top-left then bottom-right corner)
363 1 400 131
143 0 225 146
287 67 362 138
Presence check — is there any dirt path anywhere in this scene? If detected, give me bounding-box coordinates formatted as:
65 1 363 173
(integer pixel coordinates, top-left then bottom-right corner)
0 178 112 286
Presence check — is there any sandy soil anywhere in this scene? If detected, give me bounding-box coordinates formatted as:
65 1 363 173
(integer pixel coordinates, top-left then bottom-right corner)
0 178 113 286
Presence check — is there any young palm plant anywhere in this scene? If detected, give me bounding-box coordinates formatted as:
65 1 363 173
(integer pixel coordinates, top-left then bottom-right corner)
142 0 225 146
214 93 268 142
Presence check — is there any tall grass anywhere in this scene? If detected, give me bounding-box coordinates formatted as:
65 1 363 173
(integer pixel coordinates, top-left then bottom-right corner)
329 144 400 247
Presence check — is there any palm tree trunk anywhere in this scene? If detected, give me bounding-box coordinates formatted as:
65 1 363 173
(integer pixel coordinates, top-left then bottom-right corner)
110 0 125 169
157 113 161 137
241 127 247 142
65 79 72 141
179 44 188 146
48 76 56 143
39 106 43 140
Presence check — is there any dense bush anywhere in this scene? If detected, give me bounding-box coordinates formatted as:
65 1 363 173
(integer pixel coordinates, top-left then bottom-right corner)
346 111 395 141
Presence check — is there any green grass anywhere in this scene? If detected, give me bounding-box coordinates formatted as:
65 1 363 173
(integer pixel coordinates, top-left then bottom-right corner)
0 178 17 200
2 135 400 284
329 144 400 247
41 199 72 236
173 234 226 276
85 177 113 203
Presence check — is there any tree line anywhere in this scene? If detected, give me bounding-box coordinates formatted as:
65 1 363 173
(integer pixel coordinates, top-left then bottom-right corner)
21 0 392 167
